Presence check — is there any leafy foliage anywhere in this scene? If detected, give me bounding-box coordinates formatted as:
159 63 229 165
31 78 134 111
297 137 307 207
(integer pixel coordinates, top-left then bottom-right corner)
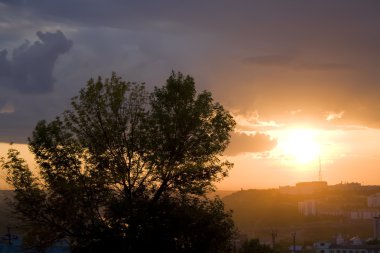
1 72 236 252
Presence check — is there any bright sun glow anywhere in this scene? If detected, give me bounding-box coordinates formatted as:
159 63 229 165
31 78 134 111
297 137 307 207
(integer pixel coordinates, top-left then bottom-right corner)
278 128 321 164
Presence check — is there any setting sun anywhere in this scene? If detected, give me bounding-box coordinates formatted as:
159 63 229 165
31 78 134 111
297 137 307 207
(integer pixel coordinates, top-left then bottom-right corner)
278 128 321 164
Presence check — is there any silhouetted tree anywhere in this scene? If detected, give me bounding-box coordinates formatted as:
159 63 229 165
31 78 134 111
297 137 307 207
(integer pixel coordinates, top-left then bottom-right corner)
1 72 236 253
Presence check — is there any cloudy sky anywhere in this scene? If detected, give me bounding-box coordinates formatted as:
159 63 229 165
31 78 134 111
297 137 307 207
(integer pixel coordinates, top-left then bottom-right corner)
1 1 380 189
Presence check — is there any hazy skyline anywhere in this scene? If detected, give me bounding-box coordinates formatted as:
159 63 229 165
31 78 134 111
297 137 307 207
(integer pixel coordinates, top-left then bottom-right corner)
1 1 380 189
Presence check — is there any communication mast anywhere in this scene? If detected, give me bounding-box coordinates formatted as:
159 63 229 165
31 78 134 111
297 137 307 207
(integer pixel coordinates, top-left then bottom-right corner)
318 155 322 181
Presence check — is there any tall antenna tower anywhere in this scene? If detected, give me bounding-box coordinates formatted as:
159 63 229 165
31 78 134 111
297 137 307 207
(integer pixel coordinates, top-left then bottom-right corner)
318 155 322 181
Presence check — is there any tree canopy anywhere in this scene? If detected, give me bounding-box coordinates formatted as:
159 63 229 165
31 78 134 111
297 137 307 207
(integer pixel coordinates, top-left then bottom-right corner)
1 72 236 253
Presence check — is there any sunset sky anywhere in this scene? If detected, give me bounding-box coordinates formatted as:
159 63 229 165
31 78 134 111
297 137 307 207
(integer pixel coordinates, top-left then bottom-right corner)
1 1 380 190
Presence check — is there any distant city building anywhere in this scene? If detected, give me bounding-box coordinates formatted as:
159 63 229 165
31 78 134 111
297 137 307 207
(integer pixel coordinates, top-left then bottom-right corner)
314 217 380 253
299 205 380 219
314 241 332 253
349 210 380 220
374 216 380 241
298 200 317 216
292 183 380 219
336 234 345 245
314 237 380 253
280 181 328 195
368 194 380 208
288 245 303 252
322 244 380 253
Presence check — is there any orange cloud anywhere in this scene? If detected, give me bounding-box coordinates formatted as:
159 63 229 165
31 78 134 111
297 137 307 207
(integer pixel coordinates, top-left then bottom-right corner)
224 132 277 156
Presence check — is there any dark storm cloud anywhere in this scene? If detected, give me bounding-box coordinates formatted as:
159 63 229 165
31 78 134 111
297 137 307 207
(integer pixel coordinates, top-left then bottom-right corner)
0 30 72 93
0 50 11 76
2 0 380 144
225 132 277 156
